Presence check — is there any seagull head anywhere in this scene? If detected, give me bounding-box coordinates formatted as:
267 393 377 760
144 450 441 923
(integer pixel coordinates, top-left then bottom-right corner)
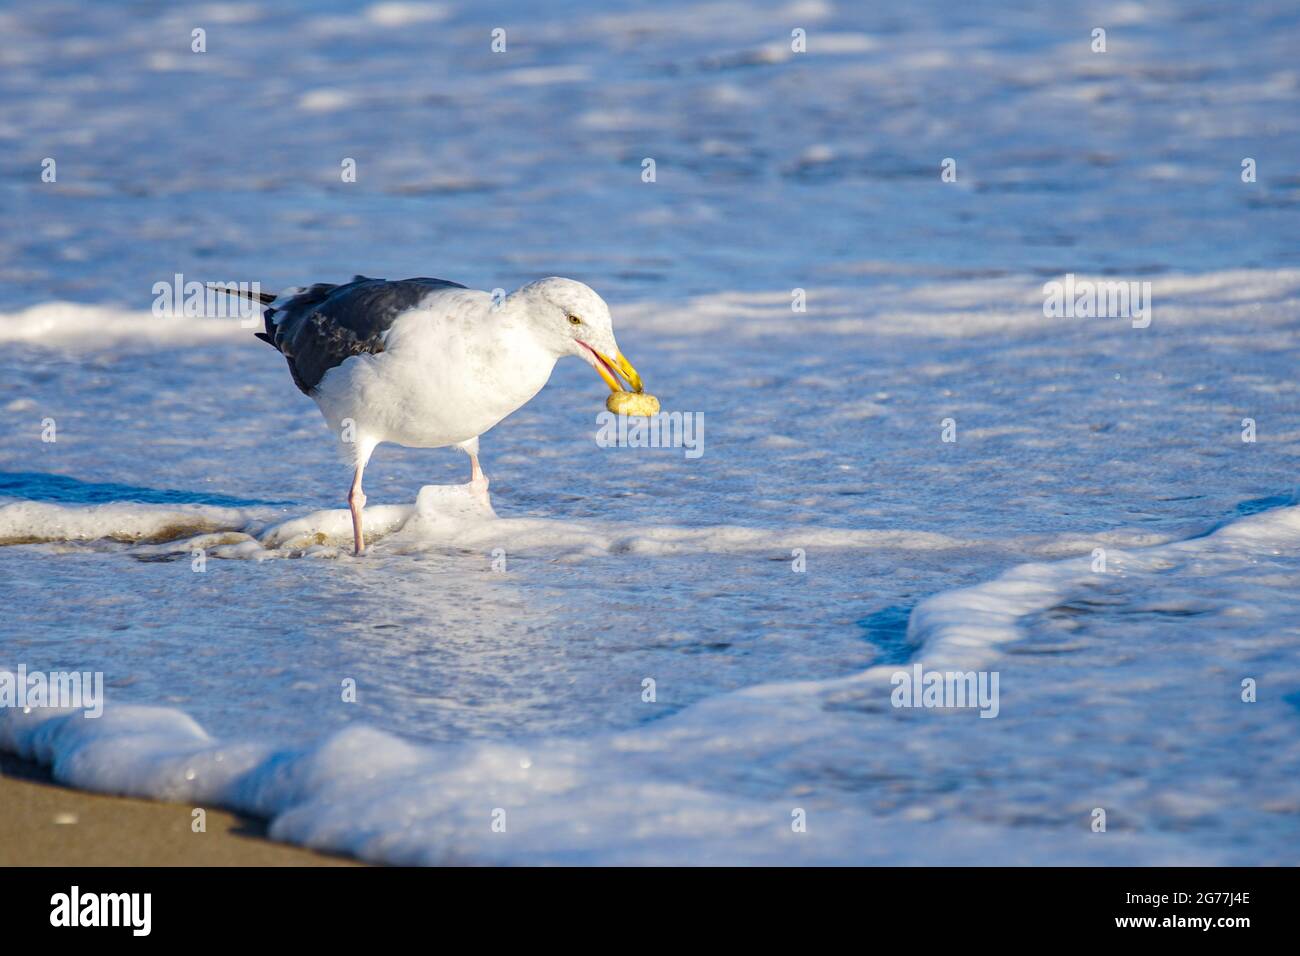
516 277 644 393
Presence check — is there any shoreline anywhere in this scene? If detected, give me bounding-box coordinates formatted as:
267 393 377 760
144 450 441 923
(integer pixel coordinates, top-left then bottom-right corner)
0 753 363 867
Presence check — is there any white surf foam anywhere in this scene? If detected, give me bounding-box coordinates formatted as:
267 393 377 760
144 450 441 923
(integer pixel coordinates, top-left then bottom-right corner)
9 267 1297 352
6 503 1297 864
0 500 255 546
907 501 1300 672
0 302 256 348
0 484 1172 559
0 703 1212 865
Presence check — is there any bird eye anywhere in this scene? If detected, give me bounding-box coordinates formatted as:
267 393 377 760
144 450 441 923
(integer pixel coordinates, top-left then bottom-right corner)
568 314 582 325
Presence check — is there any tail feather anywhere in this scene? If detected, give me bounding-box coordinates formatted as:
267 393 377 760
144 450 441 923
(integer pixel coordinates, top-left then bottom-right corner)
206 282 276 305
206 283 280 348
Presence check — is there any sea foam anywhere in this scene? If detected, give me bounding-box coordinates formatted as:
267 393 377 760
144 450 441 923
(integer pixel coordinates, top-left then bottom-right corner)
5 503 1298 864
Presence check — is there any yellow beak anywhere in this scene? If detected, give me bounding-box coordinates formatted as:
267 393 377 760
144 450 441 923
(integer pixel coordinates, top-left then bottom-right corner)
591 349 644 394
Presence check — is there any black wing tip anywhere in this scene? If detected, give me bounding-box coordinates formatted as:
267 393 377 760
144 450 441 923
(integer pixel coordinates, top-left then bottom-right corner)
205 282 277 305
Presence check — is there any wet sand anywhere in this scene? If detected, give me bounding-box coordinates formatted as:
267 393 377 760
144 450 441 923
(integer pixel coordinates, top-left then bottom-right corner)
0 754 362 866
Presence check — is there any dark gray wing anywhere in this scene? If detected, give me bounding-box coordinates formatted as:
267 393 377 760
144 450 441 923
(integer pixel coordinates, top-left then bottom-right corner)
259 275 467 394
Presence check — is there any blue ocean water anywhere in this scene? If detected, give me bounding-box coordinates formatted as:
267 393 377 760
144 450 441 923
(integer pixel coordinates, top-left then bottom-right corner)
1 0 1298 863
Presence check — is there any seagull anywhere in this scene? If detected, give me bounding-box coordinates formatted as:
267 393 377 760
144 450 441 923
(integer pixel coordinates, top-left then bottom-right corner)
214 276 644 555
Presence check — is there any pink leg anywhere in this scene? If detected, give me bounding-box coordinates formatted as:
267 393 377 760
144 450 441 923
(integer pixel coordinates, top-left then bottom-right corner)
348 464 367 555
469 454 490 506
